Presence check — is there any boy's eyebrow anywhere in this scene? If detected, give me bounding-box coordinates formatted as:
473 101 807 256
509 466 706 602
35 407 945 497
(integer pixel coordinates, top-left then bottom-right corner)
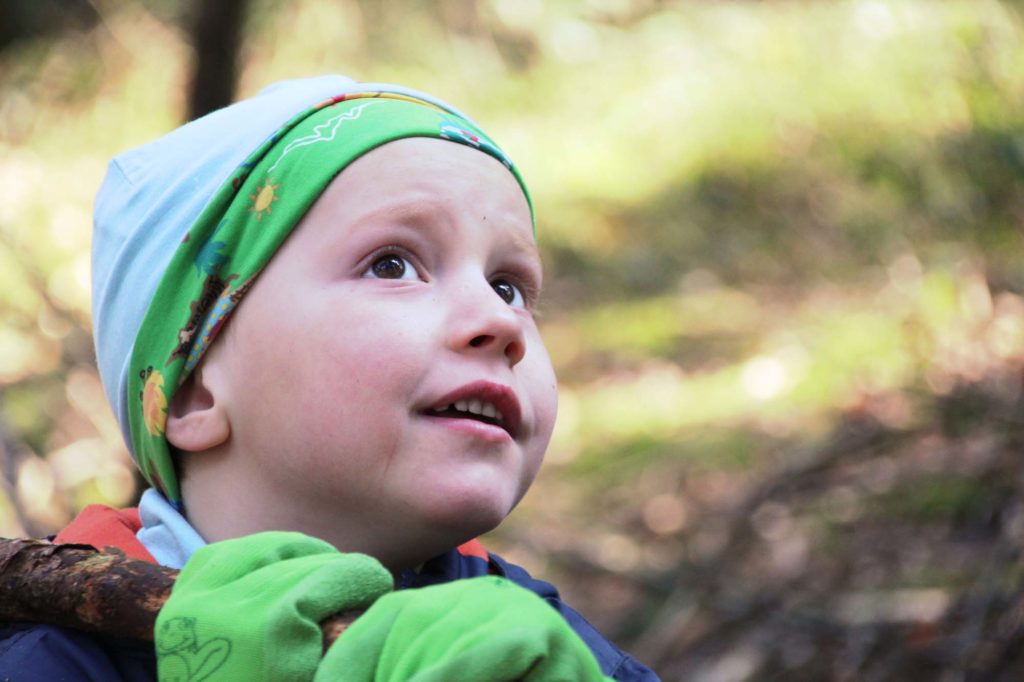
505 225 543 265
349 193 455 228
353 194 541 260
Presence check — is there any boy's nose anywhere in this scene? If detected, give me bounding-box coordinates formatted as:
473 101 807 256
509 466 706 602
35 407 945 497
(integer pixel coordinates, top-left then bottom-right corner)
448 280 527 367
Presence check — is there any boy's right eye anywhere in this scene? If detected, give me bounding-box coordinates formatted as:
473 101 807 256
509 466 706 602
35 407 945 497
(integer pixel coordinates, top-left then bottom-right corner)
365 253 420 281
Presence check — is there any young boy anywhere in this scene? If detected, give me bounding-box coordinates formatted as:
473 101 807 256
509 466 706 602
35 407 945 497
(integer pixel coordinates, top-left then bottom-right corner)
0 75 658 681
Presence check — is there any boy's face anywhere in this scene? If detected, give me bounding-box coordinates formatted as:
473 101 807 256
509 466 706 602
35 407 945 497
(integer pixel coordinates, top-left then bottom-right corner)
204 138 556 559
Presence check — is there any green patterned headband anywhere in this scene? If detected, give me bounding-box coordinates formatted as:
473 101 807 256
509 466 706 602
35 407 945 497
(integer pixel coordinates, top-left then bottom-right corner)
128 93 531 506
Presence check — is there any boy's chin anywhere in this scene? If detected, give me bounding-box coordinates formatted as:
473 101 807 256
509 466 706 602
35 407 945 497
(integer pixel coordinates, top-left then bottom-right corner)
413 483 520 541
373 499 510 572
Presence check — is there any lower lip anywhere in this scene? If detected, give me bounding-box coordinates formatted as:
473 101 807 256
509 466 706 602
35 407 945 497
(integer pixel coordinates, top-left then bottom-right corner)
421 414 513 443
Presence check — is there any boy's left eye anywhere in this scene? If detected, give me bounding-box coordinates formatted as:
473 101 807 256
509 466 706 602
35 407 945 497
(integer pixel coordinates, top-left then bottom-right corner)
492 279 526 308
365 254 420 281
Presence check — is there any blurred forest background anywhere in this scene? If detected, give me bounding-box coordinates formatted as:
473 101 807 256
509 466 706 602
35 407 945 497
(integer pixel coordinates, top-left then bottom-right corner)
2 0 1024 679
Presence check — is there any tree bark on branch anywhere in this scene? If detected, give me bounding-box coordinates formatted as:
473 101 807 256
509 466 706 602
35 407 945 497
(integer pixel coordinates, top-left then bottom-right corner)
0 538 358 650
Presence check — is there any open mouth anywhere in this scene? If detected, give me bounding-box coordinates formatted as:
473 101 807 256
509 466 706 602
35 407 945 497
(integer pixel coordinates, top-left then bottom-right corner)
427 399 505 428
422 381 522 438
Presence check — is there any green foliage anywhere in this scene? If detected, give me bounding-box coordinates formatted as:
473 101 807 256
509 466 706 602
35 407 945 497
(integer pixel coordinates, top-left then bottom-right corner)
872 475 1001 523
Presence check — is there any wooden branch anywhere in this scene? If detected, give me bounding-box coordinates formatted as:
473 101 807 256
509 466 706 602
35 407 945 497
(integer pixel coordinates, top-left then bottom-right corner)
0 538 359 650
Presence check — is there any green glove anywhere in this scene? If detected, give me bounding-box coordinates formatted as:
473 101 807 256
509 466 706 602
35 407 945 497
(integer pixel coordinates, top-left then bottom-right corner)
156 531 393 682
315 576 611 682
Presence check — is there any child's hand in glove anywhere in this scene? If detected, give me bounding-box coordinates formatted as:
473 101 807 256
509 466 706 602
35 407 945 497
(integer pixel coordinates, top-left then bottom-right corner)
156 531 393 682
316 575 612 682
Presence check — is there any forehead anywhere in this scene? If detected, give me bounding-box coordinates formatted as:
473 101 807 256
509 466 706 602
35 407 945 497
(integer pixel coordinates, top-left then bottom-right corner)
328 137 534 240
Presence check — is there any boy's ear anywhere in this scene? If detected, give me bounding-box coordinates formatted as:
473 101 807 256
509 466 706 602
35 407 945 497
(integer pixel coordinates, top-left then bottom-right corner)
165 365 230 452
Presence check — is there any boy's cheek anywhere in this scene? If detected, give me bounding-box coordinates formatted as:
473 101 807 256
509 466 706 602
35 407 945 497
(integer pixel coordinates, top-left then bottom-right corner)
526 337 560 434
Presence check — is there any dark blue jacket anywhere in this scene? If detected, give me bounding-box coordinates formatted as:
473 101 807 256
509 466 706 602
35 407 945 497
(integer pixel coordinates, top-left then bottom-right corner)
0 545 658 681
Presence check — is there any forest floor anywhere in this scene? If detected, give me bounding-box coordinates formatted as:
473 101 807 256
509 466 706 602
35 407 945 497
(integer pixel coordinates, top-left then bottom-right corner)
549 363 1024 681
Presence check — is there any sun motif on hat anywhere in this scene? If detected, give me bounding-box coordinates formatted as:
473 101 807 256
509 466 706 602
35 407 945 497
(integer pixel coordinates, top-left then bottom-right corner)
249 179 281 221
140 366 168 436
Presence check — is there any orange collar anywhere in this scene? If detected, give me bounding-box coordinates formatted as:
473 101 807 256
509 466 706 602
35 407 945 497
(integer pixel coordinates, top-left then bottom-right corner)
53 505 157 563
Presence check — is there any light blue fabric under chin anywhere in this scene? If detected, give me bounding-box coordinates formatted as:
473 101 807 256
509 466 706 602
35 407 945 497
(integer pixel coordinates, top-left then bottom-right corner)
135 488 207 569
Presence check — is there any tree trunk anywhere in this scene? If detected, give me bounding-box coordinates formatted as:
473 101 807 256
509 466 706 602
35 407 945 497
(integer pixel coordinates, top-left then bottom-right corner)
186 0 250 121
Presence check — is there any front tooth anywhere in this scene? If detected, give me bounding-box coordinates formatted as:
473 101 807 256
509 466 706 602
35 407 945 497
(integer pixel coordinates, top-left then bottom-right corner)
454 400 469 412
495 409 503 423
481 403 497 419
468 399 484 415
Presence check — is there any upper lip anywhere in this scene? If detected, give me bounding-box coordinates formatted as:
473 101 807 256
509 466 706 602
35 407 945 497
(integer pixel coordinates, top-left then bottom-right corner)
423 380 523 438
